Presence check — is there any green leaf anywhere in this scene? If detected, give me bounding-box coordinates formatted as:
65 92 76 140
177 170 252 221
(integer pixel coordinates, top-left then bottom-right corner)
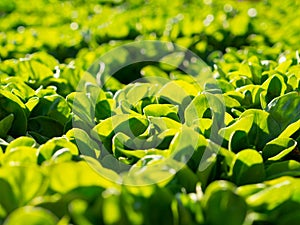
2 77 35 102
219 115 254 141
49 160 117 193
287 74 299 91
36 86 58 97
236 183 266 198
276 59 293 74
138 128 178 150
117 100 143 116
0 114 14 139
66 128 100 158
228 130 250 153
230 75 253 88
185 92 225 143
231 149 265 185
28 131 50 144
240 109 281 150
266 92 300 130
262 137 297 161
0 179 17 214
28 116 64 139
246 177 299 211
0 166 45 212
192 118 213 138
6 136 37 152
17 59 53 83
115 83 157 106
248 58 263 84
50 148 74 163
92 114 149 152
159 51 185 71
3 206 58 225
60 66 88 92
158 80 198 117
0 90 27 137
203 180 247 225
95 99 115 121
208 79 235 93
30 52 58 69
143 104 179 121
261 74 287 105
1 147 37 166
223 91 244 106
143 187 175 225
223 95 241 109
237 85 264 108
112 132 171 164
172 166 199 192
270 201 300 225
84 83 115 121
266 160 300 179
25 97 40 113
278 119 300 139
66 92 95 127
38 137 78 163
149 116 181 133
30 94 71 126
169 126 207 170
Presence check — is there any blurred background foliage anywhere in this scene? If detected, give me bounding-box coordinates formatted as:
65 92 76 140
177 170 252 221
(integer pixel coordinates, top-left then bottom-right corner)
1 0 300 64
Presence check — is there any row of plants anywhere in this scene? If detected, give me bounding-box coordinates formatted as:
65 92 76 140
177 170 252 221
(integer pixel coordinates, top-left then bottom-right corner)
1 0 300 62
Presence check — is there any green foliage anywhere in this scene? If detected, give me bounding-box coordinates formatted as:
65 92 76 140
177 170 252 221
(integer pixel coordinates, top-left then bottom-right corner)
0 0 300 225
